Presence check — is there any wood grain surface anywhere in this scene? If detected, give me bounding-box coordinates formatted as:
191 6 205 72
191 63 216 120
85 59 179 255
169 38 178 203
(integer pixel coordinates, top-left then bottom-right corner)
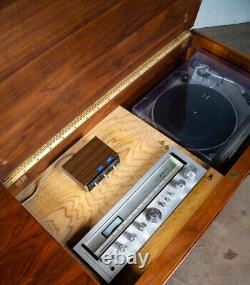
0 0 201 183
191 30 250 73
0 2 248 283
18 107 223 284
0 184 98 285
0 0 120 82
63 136 118 190
8 36 191 195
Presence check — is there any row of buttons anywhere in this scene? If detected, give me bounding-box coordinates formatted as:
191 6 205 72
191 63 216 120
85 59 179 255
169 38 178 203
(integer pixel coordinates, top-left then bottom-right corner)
110 166 198 253
97 156 114 172
155 166 197 213
112 208 168 251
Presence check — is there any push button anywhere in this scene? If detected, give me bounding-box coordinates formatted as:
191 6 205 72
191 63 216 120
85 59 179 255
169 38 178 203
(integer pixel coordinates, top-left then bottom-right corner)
114 241 127 252
158 201 166 207
134 221 147 231
124 232 137 241
106 156 113 163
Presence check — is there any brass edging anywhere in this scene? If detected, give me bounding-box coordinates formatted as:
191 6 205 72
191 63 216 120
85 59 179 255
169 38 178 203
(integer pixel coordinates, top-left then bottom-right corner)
3 31 191 188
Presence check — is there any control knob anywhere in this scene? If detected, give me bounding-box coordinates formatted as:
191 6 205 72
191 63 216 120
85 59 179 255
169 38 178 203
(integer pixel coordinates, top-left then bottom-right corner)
134 221 147 231
164 196 170 202
182 166 197 181
145 208 162 223
197 65 210 77
114 241 127 252
167 191 176 198
124 232 137 241
174 179 186 190
158 201 166 207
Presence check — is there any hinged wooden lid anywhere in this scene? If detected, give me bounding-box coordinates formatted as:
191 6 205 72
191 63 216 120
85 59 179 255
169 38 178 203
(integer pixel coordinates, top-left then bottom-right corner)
0 0 201 186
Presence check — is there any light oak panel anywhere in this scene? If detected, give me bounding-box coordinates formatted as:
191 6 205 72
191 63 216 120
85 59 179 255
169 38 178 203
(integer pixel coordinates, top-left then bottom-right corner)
18 107 222 283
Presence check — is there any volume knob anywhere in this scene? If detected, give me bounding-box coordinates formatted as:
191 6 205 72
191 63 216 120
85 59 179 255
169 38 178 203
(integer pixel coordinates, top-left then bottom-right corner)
124 232 137 241
183 166 197 181
174 179 186 190
145 208 162 223
158 201 167 207
114 241 127 252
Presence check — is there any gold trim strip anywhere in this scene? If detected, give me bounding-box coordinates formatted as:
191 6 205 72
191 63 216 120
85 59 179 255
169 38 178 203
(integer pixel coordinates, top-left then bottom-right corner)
4 31 191 188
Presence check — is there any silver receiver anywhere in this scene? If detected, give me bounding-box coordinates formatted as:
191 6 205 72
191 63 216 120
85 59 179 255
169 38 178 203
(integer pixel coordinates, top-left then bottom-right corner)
73 148 207 282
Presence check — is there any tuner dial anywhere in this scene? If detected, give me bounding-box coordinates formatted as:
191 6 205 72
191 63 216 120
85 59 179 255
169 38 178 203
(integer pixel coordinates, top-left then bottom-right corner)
145 208 162 223
114 241 127 252
124 232 137 241
182 166 197 181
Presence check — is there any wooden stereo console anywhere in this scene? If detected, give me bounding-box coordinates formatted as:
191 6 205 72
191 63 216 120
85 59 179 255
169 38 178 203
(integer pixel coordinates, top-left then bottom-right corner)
0 1 249 284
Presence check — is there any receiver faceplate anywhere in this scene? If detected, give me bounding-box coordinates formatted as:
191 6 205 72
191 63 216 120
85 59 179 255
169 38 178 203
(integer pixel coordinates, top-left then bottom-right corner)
73 148 207 282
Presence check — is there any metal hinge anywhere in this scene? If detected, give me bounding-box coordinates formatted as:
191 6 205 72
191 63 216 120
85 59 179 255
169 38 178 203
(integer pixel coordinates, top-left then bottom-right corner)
3 31 191 188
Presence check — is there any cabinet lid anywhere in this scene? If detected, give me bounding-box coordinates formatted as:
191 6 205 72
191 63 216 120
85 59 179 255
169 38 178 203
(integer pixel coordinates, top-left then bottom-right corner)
0 0 201 186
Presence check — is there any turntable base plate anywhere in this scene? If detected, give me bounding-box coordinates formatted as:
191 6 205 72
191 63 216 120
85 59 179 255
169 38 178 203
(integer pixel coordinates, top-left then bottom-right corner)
152 84 237 151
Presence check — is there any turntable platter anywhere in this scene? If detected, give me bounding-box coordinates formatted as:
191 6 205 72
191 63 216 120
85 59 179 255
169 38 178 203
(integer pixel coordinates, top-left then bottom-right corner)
152 84 237 151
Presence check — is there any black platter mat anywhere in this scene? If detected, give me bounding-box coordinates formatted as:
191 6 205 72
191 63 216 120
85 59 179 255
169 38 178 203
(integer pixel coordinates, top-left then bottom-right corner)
152 84 237 151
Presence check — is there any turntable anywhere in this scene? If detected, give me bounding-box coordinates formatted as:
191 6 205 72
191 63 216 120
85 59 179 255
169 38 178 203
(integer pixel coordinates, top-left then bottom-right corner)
133 50 250 170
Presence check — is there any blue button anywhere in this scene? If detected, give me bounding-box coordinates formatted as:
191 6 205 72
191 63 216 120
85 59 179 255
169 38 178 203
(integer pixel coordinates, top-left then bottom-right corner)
106 156 113 163
97 165 104 172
